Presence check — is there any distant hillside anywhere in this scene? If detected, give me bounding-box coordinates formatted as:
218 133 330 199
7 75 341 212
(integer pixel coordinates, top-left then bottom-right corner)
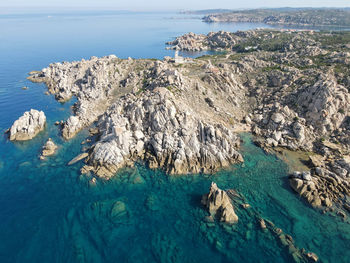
199 8 350 27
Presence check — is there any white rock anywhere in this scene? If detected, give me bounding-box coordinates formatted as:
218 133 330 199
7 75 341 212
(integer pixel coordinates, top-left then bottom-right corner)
9 109 46 141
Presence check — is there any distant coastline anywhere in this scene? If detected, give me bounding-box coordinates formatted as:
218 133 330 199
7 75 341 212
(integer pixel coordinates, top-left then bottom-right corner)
182 8 350 29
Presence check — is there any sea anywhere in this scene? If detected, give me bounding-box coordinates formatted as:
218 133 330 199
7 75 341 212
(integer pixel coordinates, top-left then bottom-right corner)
0 11 349 263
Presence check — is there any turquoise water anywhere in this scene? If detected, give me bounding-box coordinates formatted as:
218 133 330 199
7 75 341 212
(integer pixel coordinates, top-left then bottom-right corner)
0 11 349 263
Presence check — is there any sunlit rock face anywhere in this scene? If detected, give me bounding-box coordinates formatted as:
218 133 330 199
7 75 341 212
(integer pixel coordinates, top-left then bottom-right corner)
201 182 239 224
9 109 46 141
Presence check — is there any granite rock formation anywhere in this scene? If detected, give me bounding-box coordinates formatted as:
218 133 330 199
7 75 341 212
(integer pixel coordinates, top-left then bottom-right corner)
201 182 238 224
40 138 58 159
28 28 350 199
8 109 46 141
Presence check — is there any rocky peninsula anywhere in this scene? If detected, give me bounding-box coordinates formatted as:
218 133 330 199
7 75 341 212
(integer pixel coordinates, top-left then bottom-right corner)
28 29 350 215
28 55 244 178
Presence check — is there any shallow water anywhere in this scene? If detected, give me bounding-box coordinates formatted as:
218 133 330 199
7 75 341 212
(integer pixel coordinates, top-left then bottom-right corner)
0 11 349 263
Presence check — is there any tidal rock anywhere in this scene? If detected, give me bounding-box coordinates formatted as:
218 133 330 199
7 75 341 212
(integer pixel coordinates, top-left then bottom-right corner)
306 252 319 262
259 218 267 230
68 152 89 165
40 138 58 158
289 173 323 208
201 182 238 224
8 109 46 141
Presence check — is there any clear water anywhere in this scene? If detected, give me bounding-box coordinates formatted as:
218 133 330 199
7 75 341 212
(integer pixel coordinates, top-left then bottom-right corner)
0 11 349 263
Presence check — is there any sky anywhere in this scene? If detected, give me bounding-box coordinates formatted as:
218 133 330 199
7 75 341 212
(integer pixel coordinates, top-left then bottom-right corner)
1 0 350 12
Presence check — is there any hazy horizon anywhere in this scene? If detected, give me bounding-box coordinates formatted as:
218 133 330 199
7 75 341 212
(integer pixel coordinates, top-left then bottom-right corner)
1 0 350 14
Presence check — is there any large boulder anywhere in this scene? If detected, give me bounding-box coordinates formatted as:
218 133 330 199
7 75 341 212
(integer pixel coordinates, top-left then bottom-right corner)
40 138 58 159
9 109 46 141
201 182 238 224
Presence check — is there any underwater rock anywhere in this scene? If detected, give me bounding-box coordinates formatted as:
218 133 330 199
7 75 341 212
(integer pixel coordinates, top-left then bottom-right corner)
145 194 159 211
306 252 319 262
8 109 46 141
259 218 267 230
40 138 58 159
88 178 97 187
110 201 127 219
68 153 89 166
201 182 238 224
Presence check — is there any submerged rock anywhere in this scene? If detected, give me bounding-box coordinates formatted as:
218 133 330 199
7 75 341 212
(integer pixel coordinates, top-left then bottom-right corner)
8 109 46 141
110 201 127 219
201 182 238 224
68 153 89 166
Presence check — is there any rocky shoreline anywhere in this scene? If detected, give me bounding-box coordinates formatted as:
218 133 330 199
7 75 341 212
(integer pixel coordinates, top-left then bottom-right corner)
24 29 350 215
201 182 319 262
27 54 245 178
167 29 350 215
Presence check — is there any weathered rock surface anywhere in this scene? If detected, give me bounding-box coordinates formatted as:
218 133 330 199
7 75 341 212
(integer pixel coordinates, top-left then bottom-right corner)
28 55 136 140
166 31 249 52
201 182 238 224
28 29 350 189
166 32 208 51
85 88 242 178
8 109 46 141
290 156 350 211
40 138 57 159
29 54 246 178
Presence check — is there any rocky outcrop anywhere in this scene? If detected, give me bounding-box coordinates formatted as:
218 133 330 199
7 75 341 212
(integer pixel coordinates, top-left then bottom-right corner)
201 182 238 224
40 138 57 159
296 75 350 135
289 171 323 208
166 30 251 52
258 217 319 262
82 88 242 178
8 109 46 141
290 156 350 211
28 55 137 140
166 32 208 51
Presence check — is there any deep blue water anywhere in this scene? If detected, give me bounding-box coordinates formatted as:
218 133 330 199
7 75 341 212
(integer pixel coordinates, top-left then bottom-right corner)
0 11 349 263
